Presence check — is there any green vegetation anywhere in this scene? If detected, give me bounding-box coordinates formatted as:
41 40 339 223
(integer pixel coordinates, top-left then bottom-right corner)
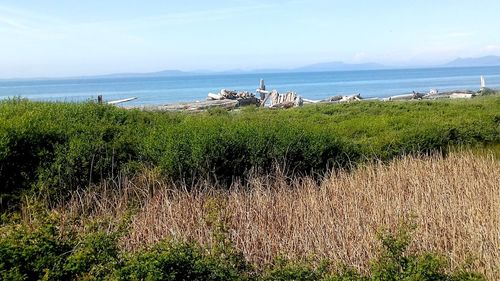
1 97 497 279
1 97 499 208
0 211 486 281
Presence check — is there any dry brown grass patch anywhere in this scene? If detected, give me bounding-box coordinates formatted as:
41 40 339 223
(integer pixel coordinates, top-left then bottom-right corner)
58 152 500 279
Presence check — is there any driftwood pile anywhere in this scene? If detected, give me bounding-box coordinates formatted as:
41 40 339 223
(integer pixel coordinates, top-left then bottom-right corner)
208 89 256 101
304 76 490 104
422 90 476 100
381 90 477 101
258 90 304 108
134 80 305 112
327 94 362 103
206 79 304 109
207 89 260 107
303 94 363 104
126 75 495 112
132 99 240 112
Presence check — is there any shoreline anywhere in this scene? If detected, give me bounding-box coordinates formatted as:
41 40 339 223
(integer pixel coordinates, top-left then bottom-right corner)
123 86 499 112
2 67 500 106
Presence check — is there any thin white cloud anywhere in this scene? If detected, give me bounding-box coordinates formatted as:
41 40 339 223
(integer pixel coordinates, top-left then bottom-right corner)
482 44 500 52
0 5 65 36
446 31 473 38
0 3 274 39
69 4 273 32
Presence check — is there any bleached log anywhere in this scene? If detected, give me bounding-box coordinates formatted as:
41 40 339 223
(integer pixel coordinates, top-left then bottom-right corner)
237 97 260 106
295 96 304 107
450 93 474 99
257 89 270 102
387 92 425 101
387 94 414 101
145 100 239 112
303 98 321 104
270 90 280 106
338 94 362 103
423 94 450 100
271 101 295 109
207 93 222 100
413 92 426 99
107 97 137 105
326 96 343 102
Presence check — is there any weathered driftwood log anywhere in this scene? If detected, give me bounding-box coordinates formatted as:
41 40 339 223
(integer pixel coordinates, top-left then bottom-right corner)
386 91 424 101
450 93 474 99
207 93 222 100
326 95 343 102
259 79 266 91
107 97 137 105
386 93 414 101
133 99 239 112
220 89 238 99
302 98 321 104
237 97 260 106
210 89 256 101
266 91 303 108
260 90 278 107
413 92 426 99
337 94 362 103
270 101 295 109
423 94 450 100
257 89 270 102
423 90 476 100
295 96 304 107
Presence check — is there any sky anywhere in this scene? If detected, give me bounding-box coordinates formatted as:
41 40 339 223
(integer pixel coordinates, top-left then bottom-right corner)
1 0 500 78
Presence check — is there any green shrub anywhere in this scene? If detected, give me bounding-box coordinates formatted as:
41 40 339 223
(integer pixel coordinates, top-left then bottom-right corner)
260 258 325 281
1 97 499 207
370 224 486 281
64 231 120 280
0 212 488 280
0 215 73 280
117 241 249 281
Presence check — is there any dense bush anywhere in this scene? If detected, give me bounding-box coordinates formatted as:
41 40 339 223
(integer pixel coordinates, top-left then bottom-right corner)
1 97 499 207
0 213 486 280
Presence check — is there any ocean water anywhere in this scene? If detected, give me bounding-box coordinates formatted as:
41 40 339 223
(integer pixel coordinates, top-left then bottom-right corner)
1 66 500 106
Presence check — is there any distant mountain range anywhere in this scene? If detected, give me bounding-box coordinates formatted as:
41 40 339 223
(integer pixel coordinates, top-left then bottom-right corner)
92 61 388 79
444 55 500 67
296 61 386 72
4 56 500 81
100 56 499 78
96 69 189 78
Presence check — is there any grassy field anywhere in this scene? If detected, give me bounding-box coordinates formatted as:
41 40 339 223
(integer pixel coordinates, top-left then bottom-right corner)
1 97 499 280
62 152 499 279
1 152 497 280
1 96 499 207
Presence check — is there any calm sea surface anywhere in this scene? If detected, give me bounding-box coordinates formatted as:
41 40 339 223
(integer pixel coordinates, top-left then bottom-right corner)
1 66 500 106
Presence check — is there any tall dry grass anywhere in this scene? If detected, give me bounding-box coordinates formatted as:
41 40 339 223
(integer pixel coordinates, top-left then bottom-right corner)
60 152 500 279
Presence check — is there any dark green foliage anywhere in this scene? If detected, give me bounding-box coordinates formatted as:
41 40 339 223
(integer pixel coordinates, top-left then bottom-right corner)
64 231 120 280
117 241 249 281
0 213 487 281
369 224 486 281
0 215 73 280
260 259 325 281
1 97 499 207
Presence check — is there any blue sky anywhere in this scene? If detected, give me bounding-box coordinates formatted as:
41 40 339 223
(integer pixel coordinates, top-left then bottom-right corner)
1 0 500 78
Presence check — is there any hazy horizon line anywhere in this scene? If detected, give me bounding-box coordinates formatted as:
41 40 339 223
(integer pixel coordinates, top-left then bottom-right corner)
3 60 500 81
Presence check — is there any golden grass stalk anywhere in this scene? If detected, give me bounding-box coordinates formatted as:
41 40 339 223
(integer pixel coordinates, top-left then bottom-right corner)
60 152 500 279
